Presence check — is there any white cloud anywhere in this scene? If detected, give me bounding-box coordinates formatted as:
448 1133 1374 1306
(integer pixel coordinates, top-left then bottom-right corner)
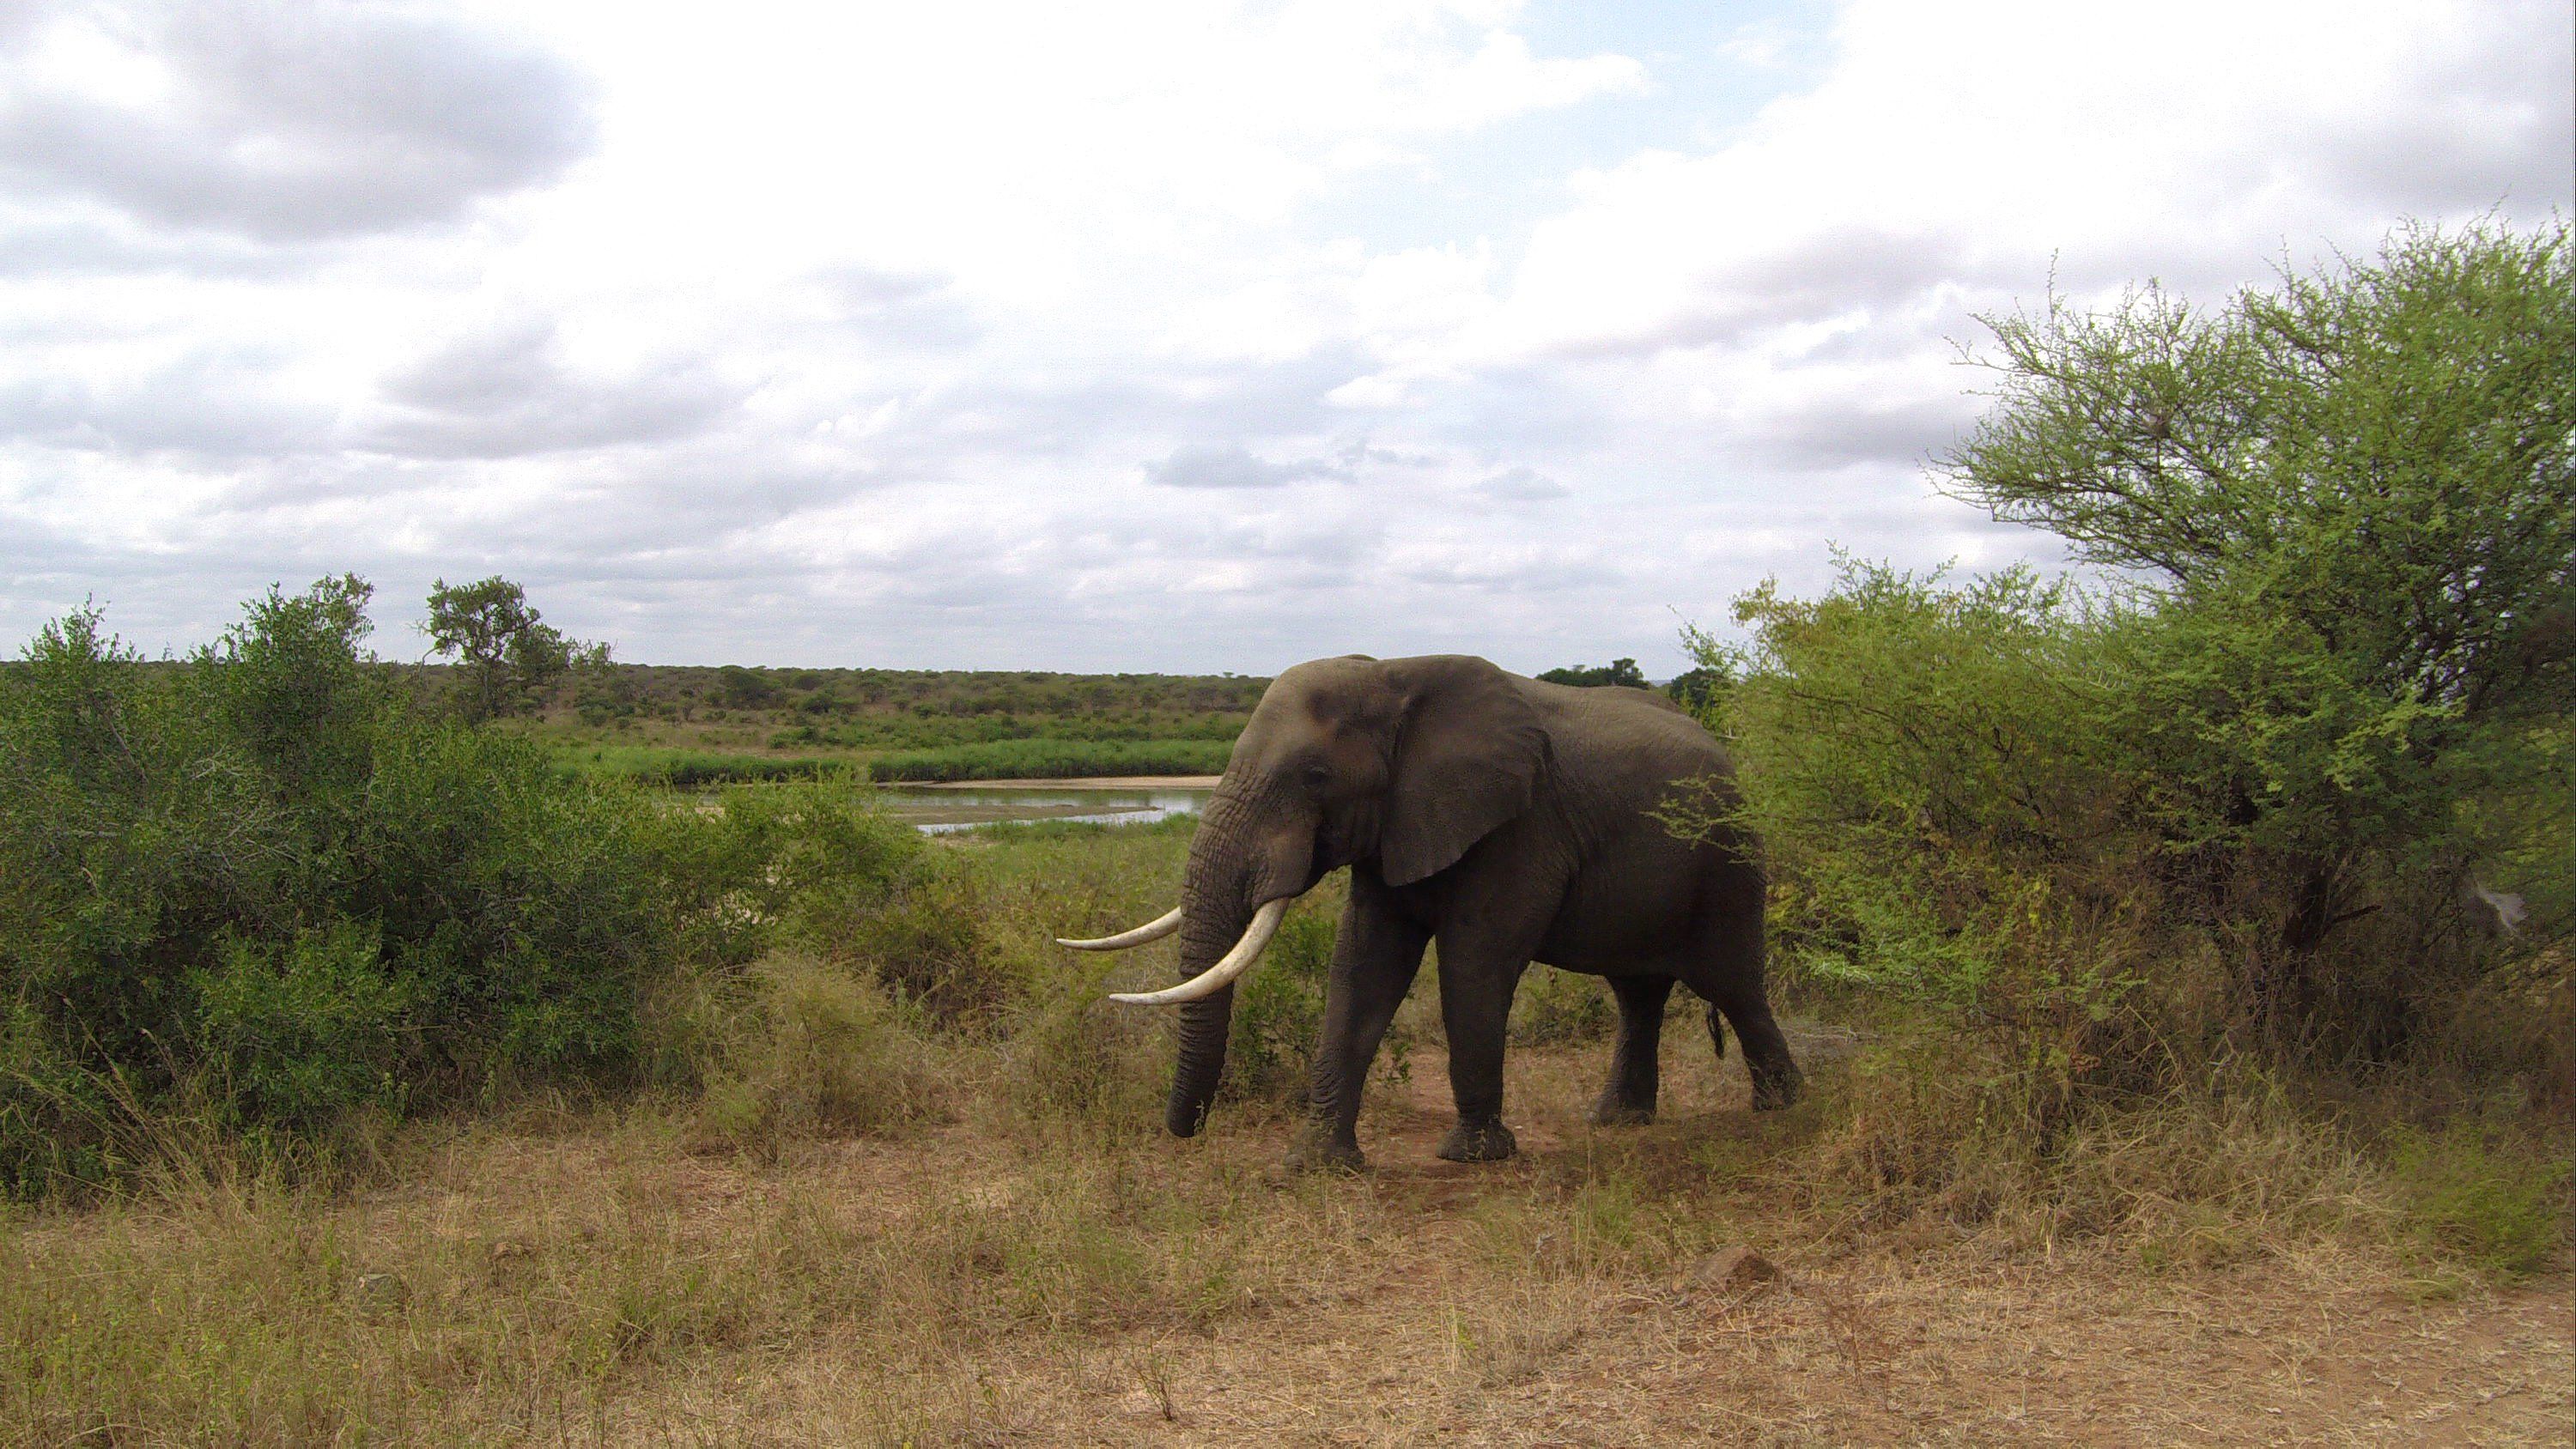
1471 465 1566 501
0 1 595 239
1144 444 1346 490
0 0 2564 673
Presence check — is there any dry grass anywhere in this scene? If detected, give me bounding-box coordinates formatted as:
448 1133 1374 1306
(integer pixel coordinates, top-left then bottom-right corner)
5 1014 2567 1446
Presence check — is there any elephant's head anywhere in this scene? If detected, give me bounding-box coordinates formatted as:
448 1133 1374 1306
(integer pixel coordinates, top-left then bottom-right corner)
1057 654 1546 1137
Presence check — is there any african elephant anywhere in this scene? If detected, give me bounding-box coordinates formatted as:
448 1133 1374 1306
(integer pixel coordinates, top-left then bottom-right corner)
1059 653 1800 1170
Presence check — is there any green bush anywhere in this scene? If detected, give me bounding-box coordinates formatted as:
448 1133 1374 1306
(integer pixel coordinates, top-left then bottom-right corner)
191 922 417 1139
2388 1117 2573 1277
1535 658 1649 689
998 965 1165 1136
1680 559 2153 1146
1689 220 2571 1070
841 867 1006 1029
1221 906 1334 1104
0 585 683 1190
1510 967 1612 1046
0 583 969 1195
1938 218 2572 1043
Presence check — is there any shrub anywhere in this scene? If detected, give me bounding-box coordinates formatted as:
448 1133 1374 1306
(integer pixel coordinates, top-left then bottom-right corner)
1936 217 2573 1046
715 664 775 708
1221 906 1335 1104
647 779 1002 1029
1682 559 2151 1136
1668 221 2570 1267
841 867 1007 1030
0 584 957 1194
689 955 947 1154
1510 967 1612 1046
1688 219 2571 1065
191 922 418 1141
1535 658 1649 689
2387 1116 2573 1277
579 749 840 787
0 585 681 1189
997 965 1164 1136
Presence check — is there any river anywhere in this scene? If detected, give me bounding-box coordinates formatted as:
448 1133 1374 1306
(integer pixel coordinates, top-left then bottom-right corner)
874 778 1217 833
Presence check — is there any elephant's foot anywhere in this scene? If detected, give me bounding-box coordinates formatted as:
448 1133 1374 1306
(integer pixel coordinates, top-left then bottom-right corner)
1589 1091 1656 1128
1435 1118 1518 1163
1284 1125 1367 1174
1749 1066 1803 1112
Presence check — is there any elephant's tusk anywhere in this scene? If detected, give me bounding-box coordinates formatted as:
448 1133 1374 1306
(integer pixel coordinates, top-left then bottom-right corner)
1055 906 1183 951
1108 899 1287 1006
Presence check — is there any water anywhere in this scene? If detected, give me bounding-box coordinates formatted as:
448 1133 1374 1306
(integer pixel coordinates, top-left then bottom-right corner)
876 784 1214 834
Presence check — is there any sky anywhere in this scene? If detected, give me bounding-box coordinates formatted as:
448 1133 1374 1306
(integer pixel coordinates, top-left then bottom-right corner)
2 0 2567 675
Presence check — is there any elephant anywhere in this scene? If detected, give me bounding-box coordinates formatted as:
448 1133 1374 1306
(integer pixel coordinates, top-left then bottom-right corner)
1058 653 1800 1170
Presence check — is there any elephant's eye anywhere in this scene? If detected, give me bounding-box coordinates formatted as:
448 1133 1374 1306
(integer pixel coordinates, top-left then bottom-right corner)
1303 761 1332 790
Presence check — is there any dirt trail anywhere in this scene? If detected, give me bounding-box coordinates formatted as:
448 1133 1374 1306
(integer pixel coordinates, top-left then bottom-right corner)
331 1042 2572 1445
1096 1050 2576 1445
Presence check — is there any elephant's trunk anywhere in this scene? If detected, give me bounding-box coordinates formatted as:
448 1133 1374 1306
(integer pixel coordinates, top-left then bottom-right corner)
1163 785 1309 1137
1166 982 1236 1137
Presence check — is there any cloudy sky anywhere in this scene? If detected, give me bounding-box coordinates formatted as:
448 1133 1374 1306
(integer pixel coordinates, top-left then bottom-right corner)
3 1 2567 673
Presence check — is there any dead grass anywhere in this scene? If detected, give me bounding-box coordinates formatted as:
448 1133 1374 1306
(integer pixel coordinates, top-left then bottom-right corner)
4 1016 2567 1446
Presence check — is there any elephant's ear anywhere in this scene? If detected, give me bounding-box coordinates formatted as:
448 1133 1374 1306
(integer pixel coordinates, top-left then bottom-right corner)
1378 656 1546 887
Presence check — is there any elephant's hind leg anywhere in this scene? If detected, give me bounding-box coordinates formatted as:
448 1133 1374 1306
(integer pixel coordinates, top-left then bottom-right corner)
1686 914 1803 1112
1591 974 1674 1125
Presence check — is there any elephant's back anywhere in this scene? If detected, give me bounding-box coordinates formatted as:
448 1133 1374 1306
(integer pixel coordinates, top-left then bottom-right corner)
1521 677 1733 784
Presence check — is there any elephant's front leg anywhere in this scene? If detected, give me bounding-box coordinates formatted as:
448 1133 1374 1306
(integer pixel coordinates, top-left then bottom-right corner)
1431 925 1533 1163
1592 973 1675 1125
1286 874 1427 1173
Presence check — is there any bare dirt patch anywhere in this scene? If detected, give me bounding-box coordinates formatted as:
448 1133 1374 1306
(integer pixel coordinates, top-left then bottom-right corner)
9 1028 2563 1445
292 1044 2568 1445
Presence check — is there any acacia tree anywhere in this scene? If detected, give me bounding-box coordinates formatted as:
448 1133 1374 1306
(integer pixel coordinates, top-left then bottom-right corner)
1945 220 2572 717
1944 220 2571 1027
1696 219 2570 1052
424 577 600 724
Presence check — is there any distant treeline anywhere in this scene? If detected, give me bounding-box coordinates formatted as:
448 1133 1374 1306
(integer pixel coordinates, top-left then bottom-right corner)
544 663 1271 744
526 659 1721 768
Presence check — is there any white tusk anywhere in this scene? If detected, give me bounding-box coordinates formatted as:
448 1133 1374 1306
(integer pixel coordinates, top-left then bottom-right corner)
1108 899 1288 1006
1055 906 1183 951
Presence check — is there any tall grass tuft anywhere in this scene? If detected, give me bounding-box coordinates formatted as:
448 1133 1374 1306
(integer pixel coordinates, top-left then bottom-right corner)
687 955 950 1155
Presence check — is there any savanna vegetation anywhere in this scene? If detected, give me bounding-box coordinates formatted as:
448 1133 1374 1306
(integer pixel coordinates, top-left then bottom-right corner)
1 219 2566 1442
1670 217 2572 1258
531 656 1265 785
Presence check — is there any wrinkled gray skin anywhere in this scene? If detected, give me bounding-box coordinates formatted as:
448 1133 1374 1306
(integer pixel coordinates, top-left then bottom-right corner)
1160 654 1800 1170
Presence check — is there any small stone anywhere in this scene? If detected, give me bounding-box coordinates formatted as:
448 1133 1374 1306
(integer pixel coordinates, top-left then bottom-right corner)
489 1239 532 1262
351 1271 409 1316
1692 1245 1782 1297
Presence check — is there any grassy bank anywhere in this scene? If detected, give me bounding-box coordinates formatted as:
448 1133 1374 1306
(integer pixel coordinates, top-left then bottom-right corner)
556 737 1234 786
864 737 1233 783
